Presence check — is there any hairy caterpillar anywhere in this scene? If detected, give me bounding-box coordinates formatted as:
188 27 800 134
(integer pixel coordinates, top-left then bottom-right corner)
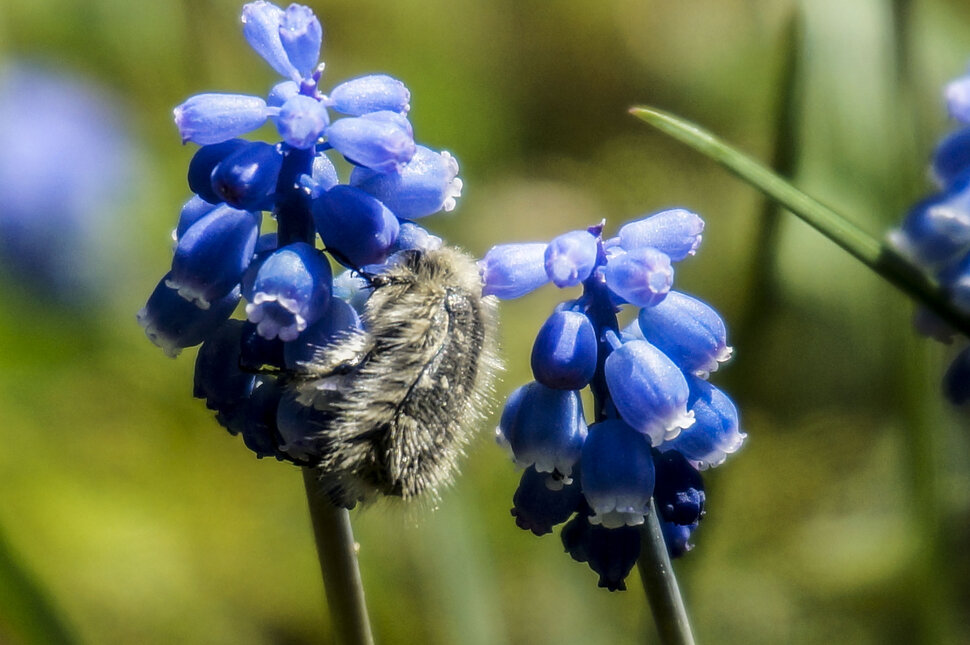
290 246 501 508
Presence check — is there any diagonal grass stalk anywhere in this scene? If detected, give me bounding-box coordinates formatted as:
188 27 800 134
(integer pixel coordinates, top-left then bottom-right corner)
630 105 970 338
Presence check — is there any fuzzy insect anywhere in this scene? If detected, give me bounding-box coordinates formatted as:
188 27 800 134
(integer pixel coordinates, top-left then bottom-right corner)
288 246 501 508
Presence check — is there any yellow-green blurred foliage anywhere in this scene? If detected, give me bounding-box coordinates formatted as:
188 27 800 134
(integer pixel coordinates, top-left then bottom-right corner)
1 0 970 643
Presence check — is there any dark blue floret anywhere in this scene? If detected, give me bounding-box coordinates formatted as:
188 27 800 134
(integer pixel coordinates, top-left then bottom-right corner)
943 346 970 406
561 513 642 591
194 320 257 413
933 127 970 188
652 450 705 526
138 275 240 357
511 466 585 536
531 309 598 390
660 520 697 559
312 185 400 268
210 141 283 210
188 139 248 203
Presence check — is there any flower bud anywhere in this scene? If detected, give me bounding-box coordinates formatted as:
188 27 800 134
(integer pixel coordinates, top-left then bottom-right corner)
531 309 598 390
329 74 411 116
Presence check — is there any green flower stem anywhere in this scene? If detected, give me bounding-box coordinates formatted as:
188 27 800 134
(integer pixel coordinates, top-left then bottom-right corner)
637 503 696 645
302 468 375 645
630 106 970 338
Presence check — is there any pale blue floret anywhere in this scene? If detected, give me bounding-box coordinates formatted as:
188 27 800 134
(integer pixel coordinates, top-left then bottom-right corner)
945 71 970 124
602 246 674 307
350 146 462 218
603 336 693 446
324 110 416 174
244 241 333 341
328 74 411 116
660 375 745 469
392 221 443 253
580 419 656 528
174 93 269 145
497 381 587 479
242 1 303 81
278 4 323 79
479 242 551 299
267 80 300 107
276 94 329 148
299 153 339 197
616 208 704 261
544 230 598 288
637 290 733 378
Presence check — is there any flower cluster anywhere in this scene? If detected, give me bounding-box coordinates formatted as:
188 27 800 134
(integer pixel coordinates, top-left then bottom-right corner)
889 64 970 405
483 211 744 590
138 2 459 461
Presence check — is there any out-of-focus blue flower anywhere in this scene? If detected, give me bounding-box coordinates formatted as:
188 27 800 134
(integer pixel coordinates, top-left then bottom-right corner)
0 63 137 304
932 128 970 188
889 176 970 270
489 210 740 589
946 70 970 124
891 60 970 409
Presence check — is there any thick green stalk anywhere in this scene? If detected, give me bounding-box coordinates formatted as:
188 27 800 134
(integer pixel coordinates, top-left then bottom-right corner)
302 469 375 645
637 503 696 645
630 105 970 338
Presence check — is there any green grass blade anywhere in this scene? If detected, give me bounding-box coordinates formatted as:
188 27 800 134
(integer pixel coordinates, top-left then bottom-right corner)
630 105 970 338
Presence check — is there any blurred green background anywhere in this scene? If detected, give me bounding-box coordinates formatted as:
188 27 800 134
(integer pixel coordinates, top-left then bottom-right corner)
2 0 970 643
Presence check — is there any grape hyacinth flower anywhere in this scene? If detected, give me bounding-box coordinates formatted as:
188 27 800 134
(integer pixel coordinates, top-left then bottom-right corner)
889 61 970 406
0 63 137 305
138 1 464 466
489 211 744 590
